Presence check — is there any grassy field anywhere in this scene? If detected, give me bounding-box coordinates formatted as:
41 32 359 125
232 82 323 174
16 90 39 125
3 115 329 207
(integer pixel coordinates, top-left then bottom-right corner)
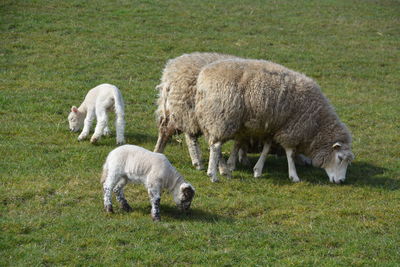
1 0 399 265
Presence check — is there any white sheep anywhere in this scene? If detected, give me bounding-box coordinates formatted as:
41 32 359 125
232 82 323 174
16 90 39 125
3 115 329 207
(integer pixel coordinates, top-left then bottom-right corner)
101 145 195 221
195 58 354 183
154 52 236 170
68 83 125 145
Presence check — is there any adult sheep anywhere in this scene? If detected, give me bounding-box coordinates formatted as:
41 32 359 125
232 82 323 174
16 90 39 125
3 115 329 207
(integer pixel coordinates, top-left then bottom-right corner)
154 52 237 170
195 58 354 183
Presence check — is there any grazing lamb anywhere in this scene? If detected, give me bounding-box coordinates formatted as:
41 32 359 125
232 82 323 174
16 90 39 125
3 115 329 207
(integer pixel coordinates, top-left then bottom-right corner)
154 52 237 170
68 83 125 145
101 145 195 221
195 58 354 183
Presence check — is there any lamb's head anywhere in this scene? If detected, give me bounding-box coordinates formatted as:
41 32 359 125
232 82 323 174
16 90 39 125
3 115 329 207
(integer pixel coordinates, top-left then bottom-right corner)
313 142 354 184
175 183 195 212
68 106 85 132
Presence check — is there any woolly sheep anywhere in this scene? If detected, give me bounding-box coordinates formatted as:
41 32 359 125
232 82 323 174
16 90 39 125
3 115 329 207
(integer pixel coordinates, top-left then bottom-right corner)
195 58 354 183
68 83 125 145
154 52 237 170
101 145 195 221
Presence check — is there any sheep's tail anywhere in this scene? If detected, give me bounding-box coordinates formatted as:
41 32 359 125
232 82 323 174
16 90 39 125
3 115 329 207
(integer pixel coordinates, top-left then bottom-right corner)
112 85 125 144
100 163 108 184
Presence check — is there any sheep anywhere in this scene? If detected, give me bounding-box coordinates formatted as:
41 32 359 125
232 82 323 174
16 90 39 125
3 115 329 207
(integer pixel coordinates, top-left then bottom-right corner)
68 83 125 145
154 52 237 170
195 58 354 183
101 144 195 221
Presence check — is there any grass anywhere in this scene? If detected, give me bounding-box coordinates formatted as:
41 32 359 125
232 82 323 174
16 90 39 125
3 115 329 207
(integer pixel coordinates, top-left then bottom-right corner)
1 0 399 265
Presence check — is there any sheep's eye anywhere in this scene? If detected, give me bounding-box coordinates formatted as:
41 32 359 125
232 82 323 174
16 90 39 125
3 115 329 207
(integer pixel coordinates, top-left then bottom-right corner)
338 155 343 162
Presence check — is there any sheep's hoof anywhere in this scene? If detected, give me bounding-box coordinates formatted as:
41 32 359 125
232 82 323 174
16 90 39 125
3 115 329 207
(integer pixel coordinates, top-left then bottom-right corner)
104 205 114 213
103 130 111 136
152 214 161 222
210 177 220 183
78 136 86 141
121 202 133 212
116 139 125 145
90 137 99 144
194 163 204 171
254 170 262 178
290 176 301 183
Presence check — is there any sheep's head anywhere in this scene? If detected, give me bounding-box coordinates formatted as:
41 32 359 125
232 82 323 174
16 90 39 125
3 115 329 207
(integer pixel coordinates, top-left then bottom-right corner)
68 106 85 132
315 142 354 184
175 183 195 212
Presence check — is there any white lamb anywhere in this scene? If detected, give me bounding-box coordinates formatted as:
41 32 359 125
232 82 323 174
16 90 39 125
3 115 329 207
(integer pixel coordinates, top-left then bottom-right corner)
101 145 195 221
68 83 125 145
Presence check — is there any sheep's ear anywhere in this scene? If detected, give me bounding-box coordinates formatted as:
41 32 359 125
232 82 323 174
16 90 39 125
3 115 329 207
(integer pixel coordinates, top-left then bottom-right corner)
71 106 78 113
181 183 195 199
332 142 342 150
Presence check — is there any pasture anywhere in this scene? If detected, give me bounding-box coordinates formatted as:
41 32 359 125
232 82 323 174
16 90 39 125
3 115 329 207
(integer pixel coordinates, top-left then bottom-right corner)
1 0 399 265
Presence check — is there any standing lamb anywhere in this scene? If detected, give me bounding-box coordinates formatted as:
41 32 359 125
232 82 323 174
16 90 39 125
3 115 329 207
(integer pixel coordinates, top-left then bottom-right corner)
195 58 354 183
101 145 195 221
154 52 237 170
68 83 125 145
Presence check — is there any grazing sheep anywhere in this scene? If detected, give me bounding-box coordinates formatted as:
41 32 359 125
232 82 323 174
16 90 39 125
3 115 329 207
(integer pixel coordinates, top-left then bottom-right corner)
154 52 237 170
195 58 354 183
101 145 195 221
68 83 125 145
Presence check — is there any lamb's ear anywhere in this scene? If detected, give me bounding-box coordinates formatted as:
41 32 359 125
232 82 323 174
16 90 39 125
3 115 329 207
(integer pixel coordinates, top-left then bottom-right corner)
71 106 78 113
332 142 342 150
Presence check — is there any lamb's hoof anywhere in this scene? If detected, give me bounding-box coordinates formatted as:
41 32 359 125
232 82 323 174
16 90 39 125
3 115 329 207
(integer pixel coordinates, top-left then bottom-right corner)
116 139 125 145
78 136 86 141
194 163 204 171
121 202 133 212
90 137 99 144
103 130 112 136
152 215 161 222
104 205 114 213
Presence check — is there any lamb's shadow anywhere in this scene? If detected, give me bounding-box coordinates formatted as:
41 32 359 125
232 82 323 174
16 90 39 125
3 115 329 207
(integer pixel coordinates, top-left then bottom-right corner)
232 155 399 190
132 205 233 223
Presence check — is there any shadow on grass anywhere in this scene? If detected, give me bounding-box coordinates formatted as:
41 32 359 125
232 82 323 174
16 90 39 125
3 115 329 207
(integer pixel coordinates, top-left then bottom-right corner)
231 155 399 190
129 205 233 223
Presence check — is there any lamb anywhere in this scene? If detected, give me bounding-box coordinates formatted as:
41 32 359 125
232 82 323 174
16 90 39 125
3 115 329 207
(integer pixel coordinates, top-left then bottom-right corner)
195 58 354 183
68 83 125 145
101 145 195 221
154 52 237 170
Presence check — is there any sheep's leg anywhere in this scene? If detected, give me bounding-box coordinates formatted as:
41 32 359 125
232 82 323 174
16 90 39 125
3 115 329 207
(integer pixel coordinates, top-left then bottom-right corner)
113 178 132 212
238 148 251 166
115 111 125 145
78 109 95 141
103 126 111 136
184 133 203 170
148 187 161 221
154 130 171 153
295 154 312 166
91 107 108 144
284 147 300 182
103 175 119 213
226 141 241 172
207 142 222 183
218 156 231 178
253 141 272 178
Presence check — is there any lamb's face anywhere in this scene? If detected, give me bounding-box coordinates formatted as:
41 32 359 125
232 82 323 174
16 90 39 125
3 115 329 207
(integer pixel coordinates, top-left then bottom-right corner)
176 183 195 211
324 143 354 184
68 106 84 132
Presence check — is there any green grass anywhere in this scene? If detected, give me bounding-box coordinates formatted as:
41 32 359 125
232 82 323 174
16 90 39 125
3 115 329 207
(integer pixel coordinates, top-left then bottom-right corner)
1 0 399 265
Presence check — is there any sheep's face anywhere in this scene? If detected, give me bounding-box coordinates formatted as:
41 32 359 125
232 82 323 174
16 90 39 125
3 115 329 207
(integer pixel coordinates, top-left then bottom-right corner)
68 106 85 132
175 183 195 212
324 143 354 184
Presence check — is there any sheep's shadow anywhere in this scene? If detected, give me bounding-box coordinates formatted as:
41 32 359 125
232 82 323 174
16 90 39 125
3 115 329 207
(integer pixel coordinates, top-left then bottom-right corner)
230 155 399 190
129 205 233 223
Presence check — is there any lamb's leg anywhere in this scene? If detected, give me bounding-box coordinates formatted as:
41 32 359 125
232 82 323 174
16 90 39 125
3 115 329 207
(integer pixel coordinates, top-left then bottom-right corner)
91 107 108 144
78 109 95 141
103 174 119 213
253 141 272 178
207 142 222 183
148 187 161 222
113 178 132 212
115 111 125 145
103 126 111 136
184 133 203 170
284 147 300 182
